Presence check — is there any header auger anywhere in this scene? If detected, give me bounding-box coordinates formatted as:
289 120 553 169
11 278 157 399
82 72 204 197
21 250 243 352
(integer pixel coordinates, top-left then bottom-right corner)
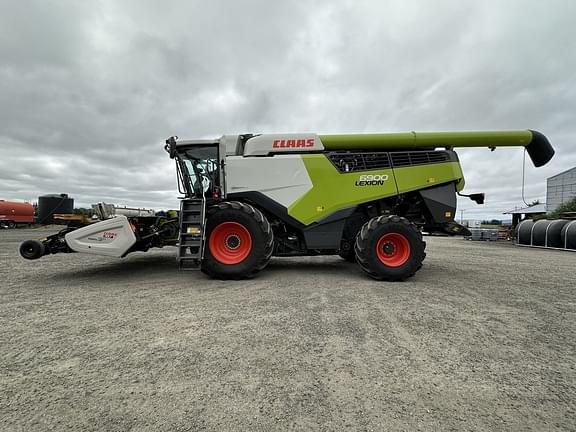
21 130 554 281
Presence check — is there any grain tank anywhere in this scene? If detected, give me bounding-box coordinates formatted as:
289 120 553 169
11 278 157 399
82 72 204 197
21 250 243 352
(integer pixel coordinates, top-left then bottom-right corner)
37 194 74 224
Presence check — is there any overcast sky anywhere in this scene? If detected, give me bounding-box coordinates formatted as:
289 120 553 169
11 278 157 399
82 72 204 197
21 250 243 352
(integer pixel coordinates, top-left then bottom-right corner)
1 0 575 220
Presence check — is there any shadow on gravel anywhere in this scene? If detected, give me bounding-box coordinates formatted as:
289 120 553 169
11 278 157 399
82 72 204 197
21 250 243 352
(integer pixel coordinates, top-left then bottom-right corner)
48 256 357 280
48 254 180 282
265 257 361 277
44 253 366 285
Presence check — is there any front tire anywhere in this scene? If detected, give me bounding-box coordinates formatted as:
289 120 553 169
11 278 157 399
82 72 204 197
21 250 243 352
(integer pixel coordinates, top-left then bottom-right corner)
202 201 273 280
354 215 426 281
19 240 45 260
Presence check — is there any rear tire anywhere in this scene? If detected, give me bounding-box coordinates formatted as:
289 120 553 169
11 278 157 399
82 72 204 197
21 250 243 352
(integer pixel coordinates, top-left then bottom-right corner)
202 201 273 280
7 221 16 229
354 215 426 281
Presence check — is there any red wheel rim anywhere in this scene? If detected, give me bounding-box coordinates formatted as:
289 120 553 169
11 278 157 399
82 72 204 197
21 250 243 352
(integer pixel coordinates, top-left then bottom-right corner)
209 222 252 265
376 233 411 267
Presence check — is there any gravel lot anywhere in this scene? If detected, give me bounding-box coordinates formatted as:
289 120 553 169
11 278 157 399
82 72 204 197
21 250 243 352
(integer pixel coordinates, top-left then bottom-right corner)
1 227 575 431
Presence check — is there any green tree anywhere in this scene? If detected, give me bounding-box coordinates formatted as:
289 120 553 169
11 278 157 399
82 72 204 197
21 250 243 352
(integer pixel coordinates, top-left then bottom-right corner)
73 207 93 216
549 197 576 218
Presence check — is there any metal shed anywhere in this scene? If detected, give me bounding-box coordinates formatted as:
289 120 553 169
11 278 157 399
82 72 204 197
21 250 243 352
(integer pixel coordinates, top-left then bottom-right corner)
547 167 576 212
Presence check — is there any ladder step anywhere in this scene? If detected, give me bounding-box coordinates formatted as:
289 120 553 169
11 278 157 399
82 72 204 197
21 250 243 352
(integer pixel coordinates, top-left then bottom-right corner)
179 246 200 253
179 244 200 251
179 241 201 247
182 226 201 231
182 215 201 221
182 219 201 225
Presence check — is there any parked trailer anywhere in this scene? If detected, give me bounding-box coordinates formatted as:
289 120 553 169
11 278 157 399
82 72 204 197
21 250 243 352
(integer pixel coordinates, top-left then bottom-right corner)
0 201 34 228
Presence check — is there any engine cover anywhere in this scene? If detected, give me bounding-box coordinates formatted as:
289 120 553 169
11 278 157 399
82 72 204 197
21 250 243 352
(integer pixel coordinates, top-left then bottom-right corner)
65 215 137 257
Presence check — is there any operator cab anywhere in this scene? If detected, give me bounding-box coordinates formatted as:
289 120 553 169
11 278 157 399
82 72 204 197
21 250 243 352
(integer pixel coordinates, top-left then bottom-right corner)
165 137 224 201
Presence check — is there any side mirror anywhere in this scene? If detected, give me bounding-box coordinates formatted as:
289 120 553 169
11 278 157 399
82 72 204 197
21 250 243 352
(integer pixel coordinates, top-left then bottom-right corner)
164 136 178 159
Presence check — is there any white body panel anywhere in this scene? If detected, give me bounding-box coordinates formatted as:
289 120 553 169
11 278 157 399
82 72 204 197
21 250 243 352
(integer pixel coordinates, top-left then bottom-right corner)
220 134 240 156
65 215 137 257
243 134 324 156
225 155 313 207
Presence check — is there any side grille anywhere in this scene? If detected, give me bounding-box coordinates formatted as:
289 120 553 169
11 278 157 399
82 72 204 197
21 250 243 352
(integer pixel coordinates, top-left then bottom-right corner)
390 151 450 168
327 152 391 173
327 150 452 172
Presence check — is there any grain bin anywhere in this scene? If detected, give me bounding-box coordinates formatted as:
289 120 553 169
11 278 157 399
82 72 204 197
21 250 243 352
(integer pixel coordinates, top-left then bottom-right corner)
516 219 534 245
517 218 576 250
545 220 570 248
37 194 74 224
531 219 552 246
560 221 576 250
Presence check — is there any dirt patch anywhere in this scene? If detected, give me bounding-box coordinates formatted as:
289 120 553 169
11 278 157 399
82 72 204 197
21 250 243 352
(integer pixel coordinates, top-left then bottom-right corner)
1 229 575 431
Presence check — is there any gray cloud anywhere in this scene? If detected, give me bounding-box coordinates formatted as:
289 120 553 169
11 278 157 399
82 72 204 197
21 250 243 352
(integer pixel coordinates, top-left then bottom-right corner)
1 0 575 219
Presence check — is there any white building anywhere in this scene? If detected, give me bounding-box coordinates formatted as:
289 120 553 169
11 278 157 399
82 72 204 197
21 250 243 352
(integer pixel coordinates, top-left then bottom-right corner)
547 167 576 212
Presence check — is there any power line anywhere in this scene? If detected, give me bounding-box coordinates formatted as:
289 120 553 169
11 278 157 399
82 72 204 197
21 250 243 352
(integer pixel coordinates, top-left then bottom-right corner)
521 148 530 207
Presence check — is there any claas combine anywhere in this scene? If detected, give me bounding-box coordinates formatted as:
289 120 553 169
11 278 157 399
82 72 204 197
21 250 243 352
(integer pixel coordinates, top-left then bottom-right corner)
20 130 554 280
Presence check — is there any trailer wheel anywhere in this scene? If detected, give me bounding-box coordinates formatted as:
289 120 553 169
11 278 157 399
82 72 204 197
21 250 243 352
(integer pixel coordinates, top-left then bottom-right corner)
19 240 45 260
202 201 274 280
354 215 426 281
7 221 16 229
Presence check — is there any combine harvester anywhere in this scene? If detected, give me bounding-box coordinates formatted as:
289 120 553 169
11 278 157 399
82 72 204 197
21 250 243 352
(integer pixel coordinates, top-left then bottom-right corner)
20 130 554 280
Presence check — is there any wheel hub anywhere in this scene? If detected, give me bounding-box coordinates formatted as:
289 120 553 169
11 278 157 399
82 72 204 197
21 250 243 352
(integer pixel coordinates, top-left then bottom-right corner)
376 233 411 267
383 242 395 255
225 234 241 250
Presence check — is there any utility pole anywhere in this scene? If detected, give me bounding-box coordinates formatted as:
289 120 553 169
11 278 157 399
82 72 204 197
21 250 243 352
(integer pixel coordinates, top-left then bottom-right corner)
460 209 465 224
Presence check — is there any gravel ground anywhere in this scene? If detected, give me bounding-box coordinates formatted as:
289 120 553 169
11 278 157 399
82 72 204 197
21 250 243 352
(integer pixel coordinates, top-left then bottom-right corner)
1 227 575 431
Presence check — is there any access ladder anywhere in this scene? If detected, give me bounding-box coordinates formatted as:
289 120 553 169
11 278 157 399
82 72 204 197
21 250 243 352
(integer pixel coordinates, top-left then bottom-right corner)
177 198 206 270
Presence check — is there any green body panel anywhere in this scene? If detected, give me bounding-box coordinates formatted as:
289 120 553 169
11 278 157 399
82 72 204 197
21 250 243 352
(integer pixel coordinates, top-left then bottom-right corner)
288 155 396 225
319 130 533 150
394 162 464 194
288 155 464 225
